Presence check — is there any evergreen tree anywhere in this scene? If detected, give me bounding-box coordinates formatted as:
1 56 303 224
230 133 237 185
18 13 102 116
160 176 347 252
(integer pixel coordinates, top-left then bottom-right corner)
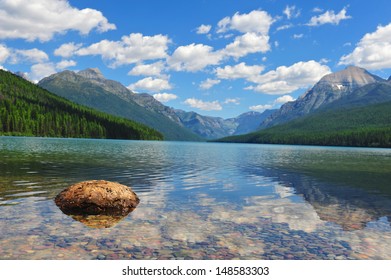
0 70 163 140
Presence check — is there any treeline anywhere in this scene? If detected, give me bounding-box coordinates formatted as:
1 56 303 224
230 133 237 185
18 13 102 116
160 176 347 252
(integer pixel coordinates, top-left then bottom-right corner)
227 127 391 148
217 102 391 148
0 70 163 140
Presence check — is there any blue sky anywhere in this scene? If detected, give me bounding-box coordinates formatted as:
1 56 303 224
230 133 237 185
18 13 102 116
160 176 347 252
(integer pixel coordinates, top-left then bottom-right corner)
1 0 391 118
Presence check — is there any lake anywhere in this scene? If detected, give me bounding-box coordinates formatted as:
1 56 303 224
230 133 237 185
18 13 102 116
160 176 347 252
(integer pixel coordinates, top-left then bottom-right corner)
1 136 391 260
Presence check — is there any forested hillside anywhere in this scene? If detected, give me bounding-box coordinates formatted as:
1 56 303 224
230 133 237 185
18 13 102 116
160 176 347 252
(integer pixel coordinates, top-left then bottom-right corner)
216 102 391 148
0 70 163 140
39 69 202 141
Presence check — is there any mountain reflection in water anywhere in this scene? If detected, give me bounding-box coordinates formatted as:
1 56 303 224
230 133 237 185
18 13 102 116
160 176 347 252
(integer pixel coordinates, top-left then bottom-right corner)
1 137 391 259
243 165 391 231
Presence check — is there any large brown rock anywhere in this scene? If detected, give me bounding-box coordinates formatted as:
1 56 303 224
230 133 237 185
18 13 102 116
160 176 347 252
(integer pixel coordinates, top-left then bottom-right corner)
55 180 140 216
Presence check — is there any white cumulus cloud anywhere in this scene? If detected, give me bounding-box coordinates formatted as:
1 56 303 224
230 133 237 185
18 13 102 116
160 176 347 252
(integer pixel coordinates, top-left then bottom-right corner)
28 59 76 82
283 5 300 19
0 44 10 63
216 62 264 80
277 24 294 31
10 48 49 64
153 93 178 103
29 63 57 82
246 81 298 95
250 95 295 113
54 42 82 58
168 43 223 72
339 23 391 70
76 33 171 67
128 77 172 93
0 0 115 42
196 24 212 34
274 95 295 104
247 60 331 95
199 78 221 90
313 7 323 13
222 32 270 58
128 61 166 77
249 104 273 112
217 10 274 35
307 7 351 26
224 98 240 105
56 60 77 70
184 98 222 111
168 10 274 72
217 10 273 59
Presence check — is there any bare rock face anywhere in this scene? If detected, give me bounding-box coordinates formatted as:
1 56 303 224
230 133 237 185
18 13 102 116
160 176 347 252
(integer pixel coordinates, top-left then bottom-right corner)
55 180 140 216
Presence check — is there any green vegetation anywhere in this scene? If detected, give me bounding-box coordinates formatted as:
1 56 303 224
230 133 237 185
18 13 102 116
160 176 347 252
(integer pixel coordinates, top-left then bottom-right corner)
216 102 391 148
0 70 163 140
39 72 202 141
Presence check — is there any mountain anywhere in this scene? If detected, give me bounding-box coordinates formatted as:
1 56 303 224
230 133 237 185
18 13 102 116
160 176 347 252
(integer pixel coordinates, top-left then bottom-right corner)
261 66 385 128
131 92 183 124
216 67 391 148
39 68 269 140
0 70 163 140
38 69 201 141
216 101 391 148
174 110 236 139
174 109 276 139
324 82 391 110
78 68 105 80
233 110 276 135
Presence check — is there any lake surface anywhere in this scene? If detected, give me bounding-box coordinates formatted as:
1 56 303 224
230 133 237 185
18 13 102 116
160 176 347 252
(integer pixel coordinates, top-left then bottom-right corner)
1 136 391 260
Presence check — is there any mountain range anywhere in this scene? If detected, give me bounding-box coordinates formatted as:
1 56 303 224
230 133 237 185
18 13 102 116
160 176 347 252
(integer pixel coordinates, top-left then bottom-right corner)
38 68 271 140
261 66 388 128
4 64 390 146
38 68 200 141
174 109 275 139
0 70 163 140
218 66 391 147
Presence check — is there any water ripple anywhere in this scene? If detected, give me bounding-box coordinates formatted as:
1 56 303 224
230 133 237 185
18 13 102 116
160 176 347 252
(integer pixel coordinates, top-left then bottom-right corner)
1 137 391 260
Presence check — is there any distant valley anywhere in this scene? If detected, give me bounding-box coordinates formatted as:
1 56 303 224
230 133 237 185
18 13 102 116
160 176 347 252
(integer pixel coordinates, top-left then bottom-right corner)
174 109 275 139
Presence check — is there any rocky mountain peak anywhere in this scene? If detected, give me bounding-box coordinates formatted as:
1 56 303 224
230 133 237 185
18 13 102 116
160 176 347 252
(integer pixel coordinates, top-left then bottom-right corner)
317 66 382 90
238 111 261 118
78 68 105 80
260 66 386 129
300 66 384 106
